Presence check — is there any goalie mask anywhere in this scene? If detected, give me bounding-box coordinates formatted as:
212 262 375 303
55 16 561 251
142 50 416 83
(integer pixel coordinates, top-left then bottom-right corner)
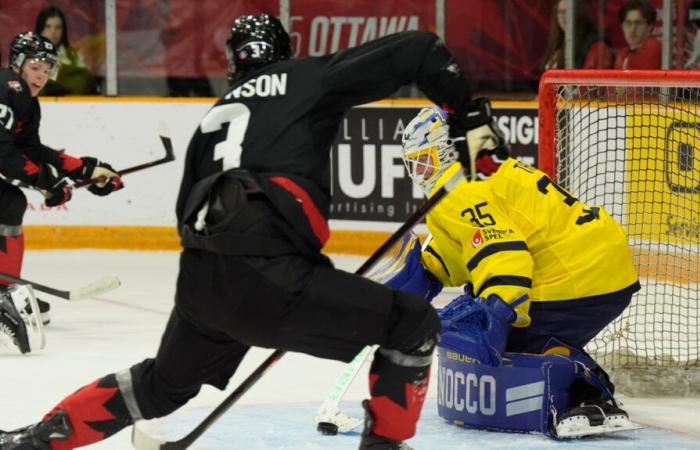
9 32 59 80
226 14 292 82
401 107 459 195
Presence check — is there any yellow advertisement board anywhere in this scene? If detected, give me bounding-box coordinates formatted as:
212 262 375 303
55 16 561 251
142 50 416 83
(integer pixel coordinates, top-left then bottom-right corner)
626 104 700 245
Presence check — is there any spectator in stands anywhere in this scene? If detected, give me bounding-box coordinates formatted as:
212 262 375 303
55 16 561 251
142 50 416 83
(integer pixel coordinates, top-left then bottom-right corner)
35 5 98 95
684 1 700 68
541 0 613 71
614 0 661 69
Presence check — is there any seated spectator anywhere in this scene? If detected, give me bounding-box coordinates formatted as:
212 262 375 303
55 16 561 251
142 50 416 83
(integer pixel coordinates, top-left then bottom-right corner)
684 0 700 68
35 5 98 95
614 0 661 69
541 0 613 71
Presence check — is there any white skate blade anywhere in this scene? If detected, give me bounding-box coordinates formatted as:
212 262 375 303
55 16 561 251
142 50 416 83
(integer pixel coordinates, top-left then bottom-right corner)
556 420 643 439
69 276 121 300
316 407 363 434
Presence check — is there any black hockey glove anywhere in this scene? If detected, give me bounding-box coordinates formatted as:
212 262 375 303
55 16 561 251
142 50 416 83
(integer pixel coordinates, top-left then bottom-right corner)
74 157 124 196
35 164 72 207
448 98 510 180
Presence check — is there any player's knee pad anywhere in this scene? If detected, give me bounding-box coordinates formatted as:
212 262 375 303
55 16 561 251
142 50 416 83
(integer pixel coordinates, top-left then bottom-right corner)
384 290 440 358
127 358 202 420
0 188 27 226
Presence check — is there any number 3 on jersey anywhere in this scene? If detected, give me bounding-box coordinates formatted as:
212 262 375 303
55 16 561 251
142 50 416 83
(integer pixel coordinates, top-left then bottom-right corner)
200 103 251 170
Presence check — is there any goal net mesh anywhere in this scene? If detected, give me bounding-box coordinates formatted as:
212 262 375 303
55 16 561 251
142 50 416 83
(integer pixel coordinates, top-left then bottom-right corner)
539 71 699 396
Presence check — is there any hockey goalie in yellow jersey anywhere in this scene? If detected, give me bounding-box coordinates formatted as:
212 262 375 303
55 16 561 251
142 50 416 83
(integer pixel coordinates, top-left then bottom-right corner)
390 103 641 438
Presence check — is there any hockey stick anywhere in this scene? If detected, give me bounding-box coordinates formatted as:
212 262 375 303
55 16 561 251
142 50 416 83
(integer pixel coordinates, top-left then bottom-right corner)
317 231 423 434
0 122 175 191
0 272 121 301
131 168 466 450
73 122 176 188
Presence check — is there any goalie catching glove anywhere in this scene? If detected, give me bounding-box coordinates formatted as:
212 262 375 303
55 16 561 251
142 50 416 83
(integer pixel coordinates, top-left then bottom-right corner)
438 292 526 365
69 157 123 196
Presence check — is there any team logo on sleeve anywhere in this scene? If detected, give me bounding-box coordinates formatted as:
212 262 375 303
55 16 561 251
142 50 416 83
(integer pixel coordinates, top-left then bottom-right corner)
471 230 483 248
7 80 22 92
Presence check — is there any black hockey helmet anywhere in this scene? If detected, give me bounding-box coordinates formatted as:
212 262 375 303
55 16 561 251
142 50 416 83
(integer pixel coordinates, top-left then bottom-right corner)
226 14 292 79
9 31 59 77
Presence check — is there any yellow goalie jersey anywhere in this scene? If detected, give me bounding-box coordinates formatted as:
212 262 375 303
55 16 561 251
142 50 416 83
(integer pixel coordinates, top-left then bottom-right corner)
421 158 639 327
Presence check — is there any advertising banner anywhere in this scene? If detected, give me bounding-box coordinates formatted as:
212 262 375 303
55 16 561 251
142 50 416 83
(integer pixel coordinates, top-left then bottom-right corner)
330 104 539 223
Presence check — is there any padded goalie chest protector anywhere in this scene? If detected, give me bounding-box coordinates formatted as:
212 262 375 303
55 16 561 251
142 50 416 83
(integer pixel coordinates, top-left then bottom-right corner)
436 345 577 434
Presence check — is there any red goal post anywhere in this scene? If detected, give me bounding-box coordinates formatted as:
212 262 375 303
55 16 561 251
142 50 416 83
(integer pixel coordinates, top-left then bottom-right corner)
538 70 700 396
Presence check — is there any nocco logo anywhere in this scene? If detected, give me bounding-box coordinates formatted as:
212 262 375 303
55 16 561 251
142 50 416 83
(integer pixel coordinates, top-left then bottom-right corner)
438 366 545 417
665 121 700 193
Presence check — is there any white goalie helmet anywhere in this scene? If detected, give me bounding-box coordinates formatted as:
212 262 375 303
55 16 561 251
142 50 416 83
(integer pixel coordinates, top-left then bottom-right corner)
401 106 459 195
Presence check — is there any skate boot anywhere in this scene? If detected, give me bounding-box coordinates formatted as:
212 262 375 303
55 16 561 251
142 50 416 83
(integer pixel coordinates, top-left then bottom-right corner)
358 400 413 450
23 298 50 326
0 290 30 354
0 285 50 326
555 399 639 438
0 410 72 449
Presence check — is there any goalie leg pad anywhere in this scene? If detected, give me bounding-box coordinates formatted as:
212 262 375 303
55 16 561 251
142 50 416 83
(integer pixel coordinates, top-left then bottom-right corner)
437 346 577 434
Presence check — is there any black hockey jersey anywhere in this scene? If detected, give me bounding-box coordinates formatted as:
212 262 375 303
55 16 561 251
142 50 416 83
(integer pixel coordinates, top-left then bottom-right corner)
0 69 79 188
176 31 473 252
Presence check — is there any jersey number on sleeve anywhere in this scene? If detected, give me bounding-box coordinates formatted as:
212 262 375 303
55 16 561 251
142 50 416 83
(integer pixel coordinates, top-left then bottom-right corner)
537 174 600 225
200 103 251 170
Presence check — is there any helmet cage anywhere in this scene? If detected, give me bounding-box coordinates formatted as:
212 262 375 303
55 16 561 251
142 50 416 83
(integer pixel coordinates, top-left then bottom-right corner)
10 32 59 80
401 107 458 194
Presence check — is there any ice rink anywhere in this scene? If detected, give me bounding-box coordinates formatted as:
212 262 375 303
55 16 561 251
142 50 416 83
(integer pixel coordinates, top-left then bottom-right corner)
1 250 699 449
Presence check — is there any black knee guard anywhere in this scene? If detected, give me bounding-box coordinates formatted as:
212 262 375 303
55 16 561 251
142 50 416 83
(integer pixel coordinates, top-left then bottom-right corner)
384 290 440 357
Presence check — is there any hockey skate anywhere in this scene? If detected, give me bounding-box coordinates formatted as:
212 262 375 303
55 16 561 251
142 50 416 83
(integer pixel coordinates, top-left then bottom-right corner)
0 285 45 354
554 399 642 438
0 410 72 449
23 298 50 326
0 285 50 325
358 400 413 450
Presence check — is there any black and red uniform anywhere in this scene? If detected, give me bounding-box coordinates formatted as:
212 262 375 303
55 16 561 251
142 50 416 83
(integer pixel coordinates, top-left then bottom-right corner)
0 68 89 284
16 29 481 449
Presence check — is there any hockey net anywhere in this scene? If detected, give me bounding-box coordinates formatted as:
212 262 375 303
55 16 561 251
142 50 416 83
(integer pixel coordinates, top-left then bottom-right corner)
539 70 700 396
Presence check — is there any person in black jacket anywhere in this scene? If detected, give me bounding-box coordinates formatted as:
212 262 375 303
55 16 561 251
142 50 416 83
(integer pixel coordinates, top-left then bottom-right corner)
0 32 122 335
0 15 506 450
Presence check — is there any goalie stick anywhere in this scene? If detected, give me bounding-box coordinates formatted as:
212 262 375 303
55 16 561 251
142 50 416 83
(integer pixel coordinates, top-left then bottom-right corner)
131 168 466 450
0 272 121 301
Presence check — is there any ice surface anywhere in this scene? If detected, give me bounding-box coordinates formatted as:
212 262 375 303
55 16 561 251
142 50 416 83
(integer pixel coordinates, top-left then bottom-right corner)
0 251 698 449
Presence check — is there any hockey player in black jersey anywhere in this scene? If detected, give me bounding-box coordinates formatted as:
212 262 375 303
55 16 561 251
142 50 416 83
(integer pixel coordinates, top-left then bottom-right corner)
0 32 122 339
0 15 503 449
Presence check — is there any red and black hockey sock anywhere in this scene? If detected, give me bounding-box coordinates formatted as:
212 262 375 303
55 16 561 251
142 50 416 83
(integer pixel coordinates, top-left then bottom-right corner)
367 349 432 441
45 373 134 450
0 233 24 287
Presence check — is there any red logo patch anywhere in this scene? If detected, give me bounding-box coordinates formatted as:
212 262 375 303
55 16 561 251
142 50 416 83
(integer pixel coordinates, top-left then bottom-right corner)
471 230 483 248
7 80 22 92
